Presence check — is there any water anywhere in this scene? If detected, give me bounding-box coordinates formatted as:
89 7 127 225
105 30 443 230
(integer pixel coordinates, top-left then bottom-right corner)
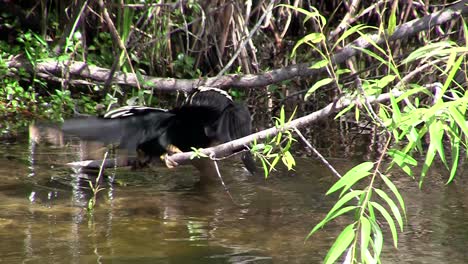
0 124 467 263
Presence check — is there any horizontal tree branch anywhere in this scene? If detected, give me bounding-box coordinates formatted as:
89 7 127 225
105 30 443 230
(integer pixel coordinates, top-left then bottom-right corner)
67 89 405 169
8 2 468 93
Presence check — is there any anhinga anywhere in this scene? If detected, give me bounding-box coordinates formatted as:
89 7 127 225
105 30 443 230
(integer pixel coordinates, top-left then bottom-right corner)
62 86 256 174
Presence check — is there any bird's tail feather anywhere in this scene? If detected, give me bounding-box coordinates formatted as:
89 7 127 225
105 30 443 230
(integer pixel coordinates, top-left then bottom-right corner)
62 111 175 152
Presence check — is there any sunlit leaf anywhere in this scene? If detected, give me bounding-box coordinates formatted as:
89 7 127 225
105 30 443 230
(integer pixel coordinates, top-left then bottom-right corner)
324 224 356 264
307 205 357 240
353 45 399 76
376 75 396 89
335 68 352 76
310 59 329 69
375 188 404 231
388 5 397 35
449 105 468 139
429 120 448 169
420 133 437 187
369 217 383 259
440 55 464 98
335 102 356 119
360 216 372 262
260 158 269 178
292 32 325 57
447 124 461 184
380 174 406 218
387 149 416 178
364 248 377 264
333 24 373 51
370 202 398 247
281 151 296 170
403 41 455 63
305 77 334 101
269 154 281 173
327 162 374 196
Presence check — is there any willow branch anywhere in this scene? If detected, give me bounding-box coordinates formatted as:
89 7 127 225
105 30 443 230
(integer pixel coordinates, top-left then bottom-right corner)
8 1 468 93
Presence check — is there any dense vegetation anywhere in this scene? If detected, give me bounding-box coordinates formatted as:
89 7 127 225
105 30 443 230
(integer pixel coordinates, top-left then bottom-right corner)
1 1 467 263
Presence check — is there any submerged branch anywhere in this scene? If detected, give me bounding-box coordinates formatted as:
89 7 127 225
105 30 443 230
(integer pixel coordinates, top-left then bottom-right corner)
8 2 468 93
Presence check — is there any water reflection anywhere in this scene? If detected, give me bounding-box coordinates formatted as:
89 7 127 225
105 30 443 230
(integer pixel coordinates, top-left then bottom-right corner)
0 124 467 263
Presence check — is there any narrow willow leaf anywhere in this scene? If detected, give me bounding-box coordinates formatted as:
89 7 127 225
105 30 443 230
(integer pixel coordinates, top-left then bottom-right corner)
307 205 357 240
335 102 356 119
447 124 461 184
326 190 364 222
310 59 329 69
278 4 325 26
387 149 416 178
269 154 281 172
375 188 404 231
305 77 334 101
440 55 464 97
403 41 454 63
420 138 437 188
335 68 352 76
281 151 296 171
260 158 268 178
388 4 397 35
324 224 356 264
376 75 396 89
333 24 373 50
360 217 372 262
390 92 401 124
291 32 324 57
369 218 383 260
327 162 374 195
430 120 448 169
353 46 398 76
364 248 377 264
370 202 399 248
380 174 406 218
449 105 468 139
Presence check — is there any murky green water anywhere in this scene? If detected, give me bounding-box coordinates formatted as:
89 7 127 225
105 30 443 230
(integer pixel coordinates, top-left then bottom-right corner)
1 125 468 263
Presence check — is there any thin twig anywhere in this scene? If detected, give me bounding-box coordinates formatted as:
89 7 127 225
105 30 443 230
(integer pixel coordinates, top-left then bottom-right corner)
293 127 342 179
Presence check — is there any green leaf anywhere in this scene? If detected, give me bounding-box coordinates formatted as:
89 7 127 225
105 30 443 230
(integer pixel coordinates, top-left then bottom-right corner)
281 151 296 170
335 102 356 119
388 5 397 35
269 154 281 172
360 216 372 262
387 149 417 178
333 24 373 50
324 223 355 264
304 77 334 101
291 32 325 57
327 162 374 196
369 217 383 259
380 174 406 218
449 105 468 139
307 205 357 240
429 120 448 169
403 41 455 63
376 75 396 89
447 124 461 184
310 59 329 69
375 188 404 231
370 201 399 247
420 134 437 188
260 158 269 178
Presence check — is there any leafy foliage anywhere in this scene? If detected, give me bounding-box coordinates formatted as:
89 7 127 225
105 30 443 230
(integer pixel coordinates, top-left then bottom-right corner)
283 4 468 264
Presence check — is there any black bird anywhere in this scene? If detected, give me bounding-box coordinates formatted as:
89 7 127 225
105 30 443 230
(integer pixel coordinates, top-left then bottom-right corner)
62 86 256 174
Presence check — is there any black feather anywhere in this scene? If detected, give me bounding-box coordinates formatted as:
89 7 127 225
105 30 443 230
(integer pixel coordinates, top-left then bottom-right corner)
61 87 256 173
